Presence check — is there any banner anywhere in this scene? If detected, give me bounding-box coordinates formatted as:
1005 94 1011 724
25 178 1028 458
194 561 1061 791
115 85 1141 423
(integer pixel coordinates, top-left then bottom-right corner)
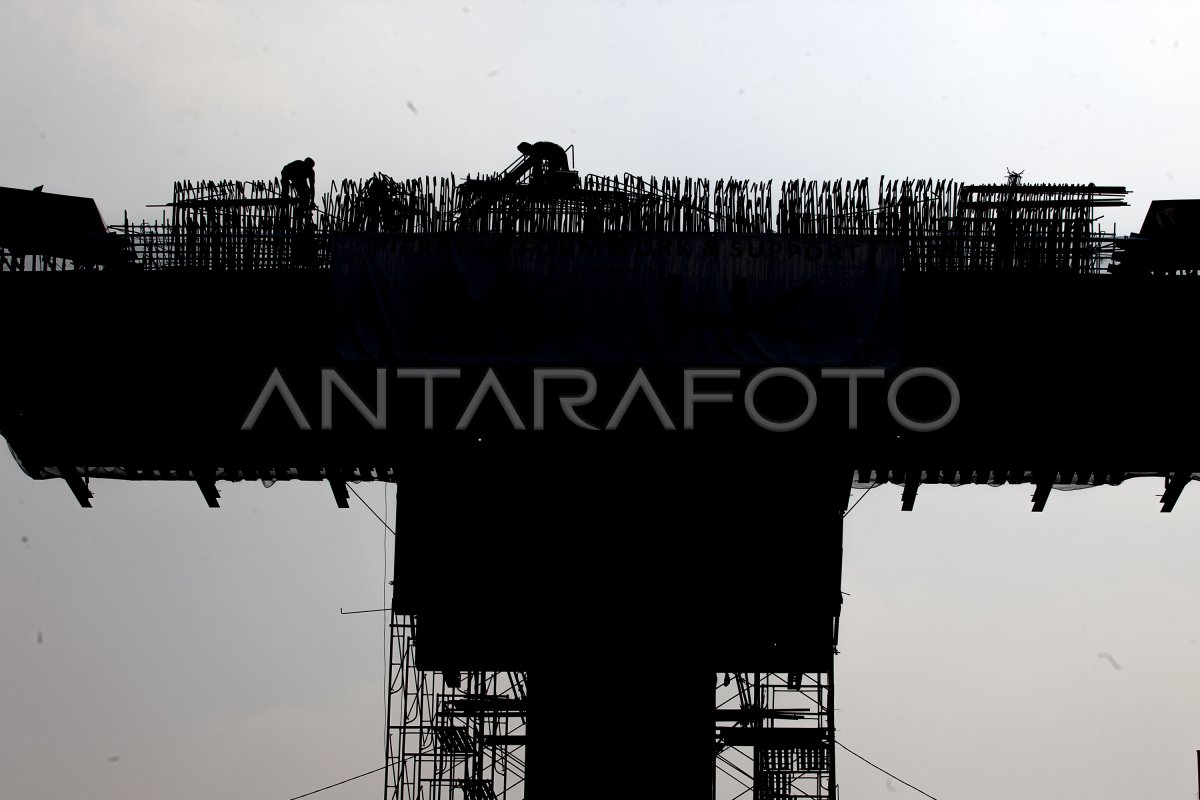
333 233 899 367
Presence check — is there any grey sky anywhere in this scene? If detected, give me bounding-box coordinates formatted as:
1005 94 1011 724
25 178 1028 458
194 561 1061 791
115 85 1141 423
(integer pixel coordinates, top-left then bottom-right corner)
3 1 1200 798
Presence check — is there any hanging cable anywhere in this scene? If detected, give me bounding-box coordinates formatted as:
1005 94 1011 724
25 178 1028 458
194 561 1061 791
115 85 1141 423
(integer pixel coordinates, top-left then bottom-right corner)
835 741 940 800
286 763 390 800
382 482 391 765
348 483 396 535
843 482 879 518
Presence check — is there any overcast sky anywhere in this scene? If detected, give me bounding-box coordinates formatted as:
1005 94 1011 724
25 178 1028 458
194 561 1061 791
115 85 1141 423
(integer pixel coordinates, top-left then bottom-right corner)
3 2 1200 799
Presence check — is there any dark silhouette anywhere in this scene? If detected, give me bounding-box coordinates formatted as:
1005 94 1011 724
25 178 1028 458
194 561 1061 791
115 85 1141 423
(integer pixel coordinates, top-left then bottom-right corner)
516 141 572 186
1112 199 1200 275
281 157 316 207
360 173 416 233
5 162 1192 800
454 142 580 225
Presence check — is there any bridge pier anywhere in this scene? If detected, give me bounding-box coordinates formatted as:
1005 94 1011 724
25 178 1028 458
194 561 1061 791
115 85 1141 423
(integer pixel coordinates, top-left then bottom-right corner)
388 440 846 800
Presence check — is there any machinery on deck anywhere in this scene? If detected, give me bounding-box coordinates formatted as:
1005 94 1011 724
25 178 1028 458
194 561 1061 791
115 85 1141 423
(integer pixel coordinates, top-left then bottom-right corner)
1112 199 1200 275
453 141 665 232
0 186 132 271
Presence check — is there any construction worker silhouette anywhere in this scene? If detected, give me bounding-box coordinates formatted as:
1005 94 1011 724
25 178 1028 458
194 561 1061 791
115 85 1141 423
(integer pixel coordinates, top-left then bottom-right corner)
281 157 316 207
517 142 570 184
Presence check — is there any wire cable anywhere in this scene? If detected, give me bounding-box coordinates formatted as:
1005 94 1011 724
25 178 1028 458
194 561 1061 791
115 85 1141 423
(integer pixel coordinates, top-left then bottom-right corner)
382 482 390 771
843 482 879 518
287 763 389 800
348 483 396 536
835 741 939 800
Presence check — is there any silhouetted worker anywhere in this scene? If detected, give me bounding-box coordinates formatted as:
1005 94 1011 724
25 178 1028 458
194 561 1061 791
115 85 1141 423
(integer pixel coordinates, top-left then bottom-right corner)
517 141 570 184
281 157 316 207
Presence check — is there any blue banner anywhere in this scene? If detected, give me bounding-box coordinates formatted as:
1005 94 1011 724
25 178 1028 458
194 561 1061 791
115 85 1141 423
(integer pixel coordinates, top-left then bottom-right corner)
333 233 899 367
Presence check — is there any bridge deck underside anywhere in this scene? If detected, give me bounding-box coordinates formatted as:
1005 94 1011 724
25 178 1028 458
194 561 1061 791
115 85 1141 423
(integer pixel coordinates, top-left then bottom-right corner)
0 269 1195 488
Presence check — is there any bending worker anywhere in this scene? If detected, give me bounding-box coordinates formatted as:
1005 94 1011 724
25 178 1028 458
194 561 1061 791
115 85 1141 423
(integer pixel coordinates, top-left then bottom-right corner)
281 157 316 206
517 141 570 184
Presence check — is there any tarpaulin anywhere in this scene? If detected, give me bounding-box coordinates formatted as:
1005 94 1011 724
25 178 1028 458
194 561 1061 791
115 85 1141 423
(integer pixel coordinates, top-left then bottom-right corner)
333 232 899 367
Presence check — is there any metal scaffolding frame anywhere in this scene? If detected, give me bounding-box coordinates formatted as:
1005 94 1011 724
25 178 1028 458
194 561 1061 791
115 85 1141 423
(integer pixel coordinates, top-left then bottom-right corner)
386 611 835 800
88 173 1129 274
386 614 528 800
716 671 835 800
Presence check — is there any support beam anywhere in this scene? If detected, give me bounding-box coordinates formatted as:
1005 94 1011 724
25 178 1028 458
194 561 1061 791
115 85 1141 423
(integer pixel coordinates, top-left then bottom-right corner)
60 467 92 508
1161 472 1191 513
196 480 220 508
719 725 826 747
901 473 920 511
1031 478 1054 512
329 477 349 508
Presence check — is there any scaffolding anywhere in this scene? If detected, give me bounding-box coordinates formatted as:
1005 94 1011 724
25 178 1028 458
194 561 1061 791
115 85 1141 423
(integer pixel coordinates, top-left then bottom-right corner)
716 670 835 800
387 619 834 800
79 174 1130 274
386 614 527 800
